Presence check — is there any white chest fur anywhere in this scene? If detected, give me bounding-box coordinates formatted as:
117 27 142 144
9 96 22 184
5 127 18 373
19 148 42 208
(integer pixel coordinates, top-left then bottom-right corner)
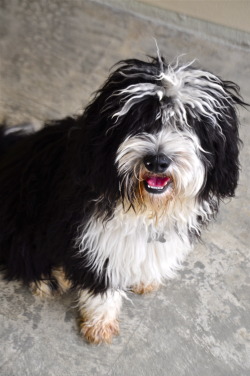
77 203 199 290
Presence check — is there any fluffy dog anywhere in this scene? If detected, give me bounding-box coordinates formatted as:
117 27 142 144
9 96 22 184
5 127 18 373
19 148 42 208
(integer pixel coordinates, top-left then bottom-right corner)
0 55 245 344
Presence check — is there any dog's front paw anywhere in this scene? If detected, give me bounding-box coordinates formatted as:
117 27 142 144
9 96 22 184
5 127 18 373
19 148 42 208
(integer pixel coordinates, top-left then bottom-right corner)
80 319 120 344
131 282 160 295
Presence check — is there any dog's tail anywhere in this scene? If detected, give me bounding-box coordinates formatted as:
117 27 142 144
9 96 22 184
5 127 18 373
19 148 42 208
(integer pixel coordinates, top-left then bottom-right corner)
0 123 35 157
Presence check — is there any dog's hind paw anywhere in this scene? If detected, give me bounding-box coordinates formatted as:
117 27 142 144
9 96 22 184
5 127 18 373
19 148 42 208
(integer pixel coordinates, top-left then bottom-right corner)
30 268 72 298
30 280 55 298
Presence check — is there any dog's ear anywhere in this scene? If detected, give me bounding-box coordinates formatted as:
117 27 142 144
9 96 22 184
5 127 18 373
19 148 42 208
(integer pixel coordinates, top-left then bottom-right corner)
196 81 245 201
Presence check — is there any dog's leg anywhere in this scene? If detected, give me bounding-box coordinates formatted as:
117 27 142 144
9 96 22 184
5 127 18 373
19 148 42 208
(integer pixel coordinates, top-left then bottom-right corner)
131 282 160 295
30 267 72 297
78 289 122 344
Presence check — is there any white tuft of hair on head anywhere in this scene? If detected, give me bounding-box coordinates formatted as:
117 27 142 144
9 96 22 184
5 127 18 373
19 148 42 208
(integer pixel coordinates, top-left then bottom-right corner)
112 57 232 133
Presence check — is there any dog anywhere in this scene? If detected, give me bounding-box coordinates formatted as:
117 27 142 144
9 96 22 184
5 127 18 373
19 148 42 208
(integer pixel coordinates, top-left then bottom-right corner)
0 55 246 344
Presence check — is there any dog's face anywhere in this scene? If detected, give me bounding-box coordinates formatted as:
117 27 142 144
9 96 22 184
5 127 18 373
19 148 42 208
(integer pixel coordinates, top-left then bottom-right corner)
116 129 205 210
83 57 243 218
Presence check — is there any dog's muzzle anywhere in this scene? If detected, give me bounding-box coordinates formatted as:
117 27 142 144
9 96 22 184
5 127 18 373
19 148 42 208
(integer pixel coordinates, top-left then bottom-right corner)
142 154 172 194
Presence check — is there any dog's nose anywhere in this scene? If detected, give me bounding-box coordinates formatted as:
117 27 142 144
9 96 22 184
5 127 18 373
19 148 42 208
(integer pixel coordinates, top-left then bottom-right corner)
143 154 171 173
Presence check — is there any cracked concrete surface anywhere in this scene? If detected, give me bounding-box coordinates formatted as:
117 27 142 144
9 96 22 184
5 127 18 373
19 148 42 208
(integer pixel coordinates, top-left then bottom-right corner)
0 1 250 375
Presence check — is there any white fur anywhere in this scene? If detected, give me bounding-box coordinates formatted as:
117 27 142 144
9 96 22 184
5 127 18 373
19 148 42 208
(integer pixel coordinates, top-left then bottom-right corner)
78 289 122 325
113 59 231 130
78 202 205 290
77 199 211 291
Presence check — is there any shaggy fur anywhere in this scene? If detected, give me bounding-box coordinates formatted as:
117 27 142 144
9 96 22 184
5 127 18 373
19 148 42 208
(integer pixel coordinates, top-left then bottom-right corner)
0 55 246 344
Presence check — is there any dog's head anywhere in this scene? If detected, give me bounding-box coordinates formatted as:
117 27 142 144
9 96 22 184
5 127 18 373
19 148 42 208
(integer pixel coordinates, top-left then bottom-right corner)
83 56 245 218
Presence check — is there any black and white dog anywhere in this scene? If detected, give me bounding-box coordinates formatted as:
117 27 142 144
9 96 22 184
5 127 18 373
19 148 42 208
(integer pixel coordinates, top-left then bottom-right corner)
0 55 245 344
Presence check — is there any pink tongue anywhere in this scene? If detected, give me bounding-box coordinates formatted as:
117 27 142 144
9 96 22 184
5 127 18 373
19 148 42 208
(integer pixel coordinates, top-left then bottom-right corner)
146 176 170 187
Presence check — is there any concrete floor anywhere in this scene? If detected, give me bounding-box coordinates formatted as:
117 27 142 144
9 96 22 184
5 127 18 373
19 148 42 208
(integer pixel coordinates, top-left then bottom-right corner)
0 1 250 375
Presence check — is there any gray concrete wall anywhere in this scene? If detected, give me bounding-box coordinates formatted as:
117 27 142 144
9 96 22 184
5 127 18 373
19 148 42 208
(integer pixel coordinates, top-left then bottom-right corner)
140 0 250 33
92 0 250 48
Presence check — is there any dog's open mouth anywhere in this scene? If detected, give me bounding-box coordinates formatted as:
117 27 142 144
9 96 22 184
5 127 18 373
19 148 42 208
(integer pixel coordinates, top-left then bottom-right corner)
143 175 172 194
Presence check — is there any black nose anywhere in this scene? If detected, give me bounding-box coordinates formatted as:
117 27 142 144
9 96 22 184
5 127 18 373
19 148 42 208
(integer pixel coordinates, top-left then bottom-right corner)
143 154 171 173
